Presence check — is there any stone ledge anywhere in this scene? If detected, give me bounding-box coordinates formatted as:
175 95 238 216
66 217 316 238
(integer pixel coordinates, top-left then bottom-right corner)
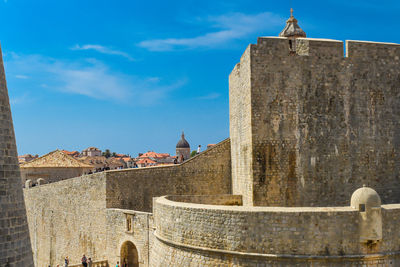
155 231 400 261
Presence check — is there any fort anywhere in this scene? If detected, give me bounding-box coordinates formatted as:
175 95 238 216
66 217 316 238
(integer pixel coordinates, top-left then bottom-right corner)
3 11 400 267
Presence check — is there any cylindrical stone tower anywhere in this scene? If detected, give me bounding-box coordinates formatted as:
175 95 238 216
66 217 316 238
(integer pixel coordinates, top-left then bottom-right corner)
0 44 34 267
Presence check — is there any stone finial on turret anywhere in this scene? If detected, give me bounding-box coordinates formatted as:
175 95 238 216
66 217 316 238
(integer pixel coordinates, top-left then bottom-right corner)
279 8 306 38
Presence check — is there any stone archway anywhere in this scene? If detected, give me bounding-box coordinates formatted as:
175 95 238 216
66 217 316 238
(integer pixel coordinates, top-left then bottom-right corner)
120 241 139 267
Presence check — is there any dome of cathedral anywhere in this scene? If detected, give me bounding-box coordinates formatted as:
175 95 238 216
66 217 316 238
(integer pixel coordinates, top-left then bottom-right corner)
176 132 190 148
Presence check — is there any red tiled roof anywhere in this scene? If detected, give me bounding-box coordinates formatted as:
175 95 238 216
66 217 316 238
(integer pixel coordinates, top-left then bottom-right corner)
122 157 132 162
137 158 156 164
62 150 79 155
139 152 170 158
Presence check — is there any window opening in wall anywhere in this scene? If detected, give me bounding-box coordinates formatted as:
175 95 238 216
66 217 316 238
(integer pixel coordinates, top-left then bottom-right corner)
359 204 366 212
126 215 132 232
288 39 296 54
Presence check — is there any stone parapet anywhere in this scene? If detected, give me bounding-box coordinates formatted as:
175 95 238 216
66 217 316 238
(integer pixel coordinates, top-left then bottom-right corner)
152 195 400 266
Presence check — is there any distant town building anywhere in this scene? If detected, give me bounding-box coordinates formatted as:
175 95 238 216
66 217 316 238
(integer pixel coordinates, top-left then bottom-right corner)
18 154 38 163
20 150 93 186
77 155 125 170
62 150 80 157
81 147 102 157
121 157 136 168
136 158 157 168
176 132 190 162
134 151 175 167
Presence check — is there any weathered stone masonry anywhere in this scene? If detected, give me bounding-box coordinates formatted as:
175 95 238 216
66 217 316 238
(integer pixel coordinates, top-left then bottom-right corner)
23 35 400 267
24 139 231 267
230 37 400 207
0 44 34 267
152 195 400 266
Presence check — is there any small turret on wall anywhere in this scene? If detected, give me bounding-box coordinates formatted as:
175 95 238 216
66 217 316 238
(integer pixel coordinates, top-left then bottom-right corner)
351 186 382 247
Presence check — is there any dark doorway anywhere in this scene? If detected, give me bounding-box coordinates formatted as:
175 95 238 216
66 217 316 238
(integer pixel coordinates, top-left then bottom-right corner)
120 241 139 267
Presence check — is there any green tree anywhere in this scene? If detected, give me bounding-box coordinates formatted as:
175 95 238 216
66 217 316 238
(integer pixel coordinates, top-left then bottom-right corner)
190 150 197 157
112 152 117 157
102 149 111 158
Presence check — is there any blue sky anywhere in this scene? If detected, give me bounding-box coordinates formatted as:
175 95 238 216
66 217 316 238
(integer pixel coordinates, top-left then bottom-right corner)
1 0 399 156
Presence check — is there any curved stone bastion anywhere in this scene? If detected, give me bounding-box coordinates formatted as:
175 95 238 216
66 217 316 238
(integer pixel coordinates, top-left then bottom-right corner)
152 194 400 266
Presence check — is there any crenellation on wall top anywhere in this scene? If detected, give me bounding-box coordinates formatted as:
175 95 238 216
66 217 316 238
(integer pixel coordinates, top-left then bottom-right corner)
255 37 288 50
346 40 400 46
250 37 400 60
253 37 344 58
346 40 400 58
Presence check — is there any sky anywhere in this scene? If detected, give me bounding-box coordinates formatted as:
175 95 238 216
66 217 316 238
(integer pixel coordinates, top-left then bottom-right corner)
1 0 399 156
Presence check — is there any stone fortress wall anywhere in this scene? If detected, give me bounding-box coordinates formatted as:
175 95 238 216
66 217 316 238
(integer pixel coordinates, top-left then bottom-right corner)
152 195 400 266
24 138 231 267
24 172 108 267
22 36 400 267
0 44 34 266
149 37 400 266
105 138 231 212
230 37 400 207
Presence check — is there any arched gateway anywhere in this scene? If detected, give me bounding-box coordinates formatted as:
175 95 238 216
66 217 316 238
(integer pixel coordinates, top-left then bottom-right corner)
120 241 139 267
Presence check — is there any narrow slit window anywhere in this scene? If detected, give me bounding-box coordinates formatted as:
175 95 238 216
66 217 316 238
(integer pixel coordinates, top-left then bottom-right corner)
126 215 132 232
359 204 366 212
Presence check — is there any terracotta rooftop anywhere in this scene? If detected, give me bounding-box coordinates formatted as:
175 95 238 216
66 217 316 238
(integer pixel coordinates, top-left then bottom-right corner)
20 150 93 168
62 150 79 155
137 158 156 164
122 157 133 162
140 152 170 158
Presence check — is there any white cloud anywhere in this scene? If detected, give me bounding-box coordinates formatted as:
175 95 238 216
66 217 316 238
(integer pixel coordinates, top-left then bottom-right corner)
15 74 28 79
10 93 31 105
197 93 220 100
5 53 184 105
71 44 134 61
138 12 283 51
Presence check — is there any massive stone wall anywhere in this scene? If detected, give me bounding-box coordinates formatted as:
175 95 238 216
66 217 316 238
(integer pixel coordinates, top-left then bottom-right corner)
0 45 34 267
229 47 254 206
105 138 231 212
152 195 400 266
24 138 231 266
24 173 108 267
230 37 400 207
